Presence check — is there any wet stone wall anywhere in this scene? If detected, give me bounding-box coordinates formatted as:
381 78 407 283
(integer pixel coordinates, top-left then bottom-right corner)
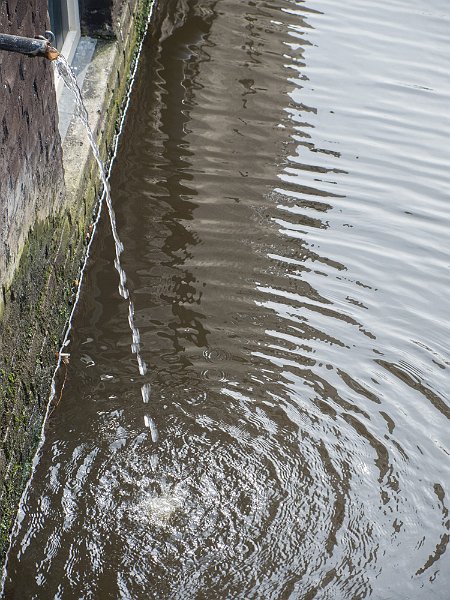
0 0 64 300
0 0 68 560
79 0 135 38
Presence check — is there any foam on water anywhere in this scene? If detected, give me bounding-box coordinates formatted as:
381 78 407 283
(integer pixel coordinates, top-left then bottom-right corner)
137 489 185 528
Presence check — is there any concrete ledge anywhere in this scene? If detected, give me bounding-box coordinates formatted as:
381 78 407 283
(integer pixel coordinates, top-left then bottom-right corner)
63 2 146 228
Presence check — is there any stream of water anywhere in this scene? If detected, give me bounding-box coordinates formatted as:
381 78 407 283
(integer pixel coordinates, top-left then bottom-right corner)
54 56 152 407
3 0 450 598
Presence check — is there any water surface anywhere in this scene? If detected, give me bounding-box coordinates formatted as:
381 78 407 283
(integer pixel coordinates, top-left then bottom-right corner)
4 0 450 597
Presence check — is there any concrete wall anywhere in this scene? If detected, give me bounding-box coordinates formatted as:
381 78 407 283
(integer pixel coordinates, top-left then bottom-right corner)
0 0 157 565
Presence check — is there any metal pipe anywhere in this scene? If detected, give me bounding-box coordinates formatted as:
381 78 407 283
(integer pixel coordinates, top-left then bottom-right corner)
0 31 59 60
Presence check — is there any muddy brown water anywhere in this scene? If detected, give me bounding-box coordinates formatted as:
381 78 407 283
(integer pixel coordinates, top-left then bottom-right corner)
3 0 450 598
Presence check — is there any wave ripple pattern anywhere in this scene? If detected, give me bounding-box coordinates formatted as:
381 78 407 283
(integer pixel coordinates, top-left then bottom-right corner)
3 0 450 598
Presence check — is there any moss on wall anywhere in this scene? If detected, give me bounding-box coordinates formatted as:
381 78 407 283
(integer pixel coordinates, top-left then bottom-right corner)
0 211 81 556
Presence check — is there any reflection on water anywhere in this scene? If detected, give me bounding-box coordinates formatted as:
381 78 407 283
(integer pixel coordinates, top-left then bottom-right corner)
3 0 450 598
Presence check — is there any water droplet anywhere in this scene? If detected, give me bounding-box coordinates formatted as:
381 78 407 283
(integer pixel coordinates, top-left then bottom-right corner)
144 415 158 442
141 383 151 403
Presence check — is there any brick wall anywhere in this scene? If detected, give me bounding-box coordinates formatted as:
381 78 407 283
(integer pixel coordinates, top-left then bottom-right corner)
0 0 66 557
0 0 64 298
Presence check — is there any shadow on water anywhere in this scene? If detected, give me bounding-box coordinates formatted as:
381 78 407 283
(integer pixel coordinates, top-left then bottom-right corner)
3 0 450 598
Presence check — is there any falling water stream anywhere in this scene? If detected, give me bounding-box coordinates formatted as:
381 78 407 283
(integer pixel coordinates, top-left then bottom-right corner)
54 56 152 408
3 0 450 598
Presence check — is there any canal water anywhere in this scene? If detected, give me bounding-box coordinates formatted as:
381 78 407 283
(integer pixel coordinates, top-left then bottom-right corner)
4 0 450 597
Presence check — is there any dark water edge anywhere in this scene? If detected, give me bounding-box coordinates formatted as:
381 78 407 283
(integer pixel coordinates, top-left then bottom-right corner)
4 0 450 598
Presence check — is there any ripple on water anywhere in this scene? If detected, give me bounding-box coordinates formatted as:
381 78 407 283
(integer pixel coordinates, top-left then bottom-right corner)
3 0 450 597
